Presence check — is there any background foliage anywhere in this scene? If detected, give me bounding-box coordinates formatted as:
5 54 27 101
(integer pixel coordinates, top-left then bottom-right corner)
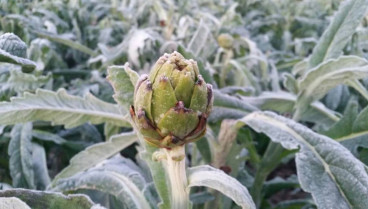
1 0 368 208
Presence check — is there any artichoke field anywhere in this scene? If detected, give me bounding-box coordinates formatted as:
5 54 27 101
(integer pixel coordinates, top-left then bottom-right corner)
1 0 368 209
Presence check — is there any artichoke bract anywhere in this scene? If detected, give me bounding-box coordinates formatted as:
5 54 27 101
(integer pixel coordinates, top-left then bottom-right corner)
130 52 213 149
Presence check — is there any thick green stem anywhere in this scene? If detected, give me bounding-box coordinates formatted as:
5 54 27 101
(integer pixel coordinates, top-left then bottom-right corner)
164 146 190 209
251 142 284 207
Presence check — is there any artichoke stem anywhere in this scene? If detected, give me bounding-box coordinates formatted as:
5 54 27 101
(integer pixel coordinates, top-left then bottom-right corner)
164 146 190 209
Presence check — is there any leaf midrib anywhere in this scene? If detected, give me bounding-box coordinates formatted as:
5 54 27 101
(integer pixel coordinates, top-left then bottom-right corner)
0 106 125 124
246 113 354 208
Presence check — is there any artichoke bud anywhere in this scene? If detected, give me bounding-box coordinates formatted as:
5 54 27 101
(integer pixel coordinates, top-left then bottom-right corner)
130 51 213 149
217 33 234 50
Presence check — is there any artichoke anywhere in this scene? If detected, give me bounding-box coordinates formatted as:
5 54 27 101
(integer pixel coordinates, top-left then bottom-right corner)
130 52 213 148
217 33 234 49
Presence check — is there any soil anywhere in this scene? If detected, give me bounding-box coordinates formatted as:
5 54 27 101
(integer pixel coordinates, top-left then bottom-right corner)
267 159 310 205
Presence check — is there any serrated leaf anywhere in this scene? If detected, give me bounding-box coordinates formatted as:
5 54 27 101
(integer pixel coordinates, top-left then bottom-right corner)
52 132 137 183
308 0 368 68
0 33 27 58
0 189 105 209
188 165 256 209
295 56 368 119
51 156 150 209
238 111 368 209
0 33 36 72
0 197 31 209
8 123 35 189
0 88 130 128
4 70 51 92
0 50 37 72
107 64 139 108
51 170 150 209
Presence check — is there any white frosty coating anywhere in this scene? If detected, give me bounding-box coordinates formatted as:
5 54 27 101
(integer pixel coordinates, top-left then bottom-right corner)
0 197 31 209
0 88 126 129
128 30 154 67
240 111 368 209
188 165 256 209
51 156 149 209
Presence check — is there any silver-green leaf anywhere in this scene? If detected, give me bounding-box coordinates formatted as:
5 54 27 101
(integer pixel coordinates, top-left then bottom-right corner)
8 123 35 189
52 132 138 183
0 88 130 128
295 56 368 119
188 165 256 209
51 170 150 209
238 111 368 209
0 33 36 71
0 197 31 209
5 70 51 93
308 0 368 68
32 143 50 190
0 189 105 209
51 156 150 209
107 64 139 108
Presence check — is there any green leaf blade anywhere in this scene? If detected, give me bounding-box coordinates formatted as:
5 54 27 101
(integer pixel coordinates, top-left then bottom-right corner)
0 189 104 209
107 64 139 108
0 197 31 209
0 89 130 128
8 123 35 189
295 56 368 118
309 0 368 67
239 111 368 209
188 165 256 209
52 132 138 183
51 157 150 209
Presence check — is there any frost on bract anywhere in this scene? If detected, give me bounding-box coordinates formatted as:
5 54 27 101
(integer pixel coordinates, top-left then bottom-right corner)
130 52 213 148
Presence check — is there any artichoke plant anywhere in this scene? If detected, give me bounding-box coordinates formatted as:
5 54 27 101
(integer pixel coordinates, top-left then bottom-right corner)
130 51 213 149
